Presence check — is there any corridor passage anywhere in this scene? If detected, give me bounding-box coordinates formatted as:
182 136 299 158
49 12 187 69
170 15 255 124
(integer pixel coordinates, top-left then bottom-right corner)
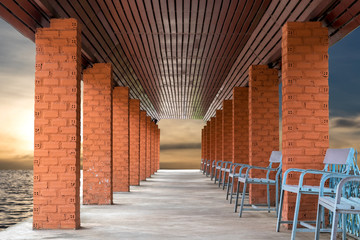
0 170 326 240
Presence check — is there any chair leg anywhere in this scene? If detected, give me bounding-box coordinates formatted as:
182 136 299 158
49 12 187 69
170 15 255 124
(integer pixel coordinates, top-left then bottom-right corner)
230 176 235 204
315 203 323 240
267 184 270 213
226 176 231 200
239 181 247 218
275 181 279 217
222 172 227 190
225 172 231 191
331 211 339 240
234 181 240 213
290 192 302 240
214 170 217 183
218 171 222 188
276 189 285 232
341 213 346 240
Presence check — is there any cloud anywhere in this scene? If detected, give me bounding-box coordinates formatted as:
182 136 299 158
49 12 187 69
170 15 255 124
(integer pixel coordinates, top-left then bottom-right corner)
329 115 360 160
158 119 204 168
331 118 360 128
160 143 201 150
0 155 33 170
160 148 201 169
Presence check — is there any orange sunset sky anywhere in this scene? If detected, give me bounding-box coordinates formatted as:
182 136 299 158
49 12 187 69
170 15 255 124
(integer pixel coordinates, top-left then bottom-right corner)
0 18 359 169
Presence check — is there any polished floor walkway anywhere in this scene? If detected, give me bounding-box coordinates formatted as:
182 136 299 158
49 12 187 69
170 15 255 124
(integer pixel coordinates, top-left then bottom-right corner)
0 170 328 239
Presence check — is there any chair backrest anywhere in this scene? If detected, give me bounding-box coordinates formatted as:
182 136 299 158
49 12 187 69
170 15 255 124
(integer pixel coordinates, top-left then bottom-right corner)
323 148 359 174
269 151 282 163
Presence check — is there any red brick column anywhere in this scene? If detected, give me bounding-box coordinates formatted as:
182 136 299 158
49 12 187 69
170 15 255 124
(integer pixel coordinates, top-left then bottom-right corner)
129 99 140 186
34 18 81 229
139 111 147 181
249 65 279 204
281 22 329 222
210 117 216 171
146 116 151 178
201 128 205 168
206 121 211 163
83 63 113 205
150 121 156 175
215 110 223 163
112 87 130 192
222 100 233 162
203 126 208 166
233 87 249 164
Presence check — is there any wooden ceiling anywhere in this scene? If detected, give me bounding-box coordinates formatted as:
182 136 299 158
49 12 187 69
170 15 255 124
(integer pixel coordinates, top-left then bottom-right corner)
1 0 359 121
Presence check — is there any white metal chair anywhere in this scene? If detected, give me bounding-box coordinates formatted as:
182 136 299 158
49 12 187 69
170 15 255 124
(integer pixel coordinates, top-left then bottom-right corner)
218 161 232 189
276 148 358 240
212 160 223 183
226 163 246 203
315 174 360 240
234 151 282 216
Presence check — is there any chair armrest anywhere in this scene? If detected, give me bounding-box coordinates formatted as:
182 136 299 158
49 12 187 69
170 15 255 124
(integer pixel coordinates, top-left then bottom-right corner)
248 166 277 171
297 170 337 189
335 176 360 204
243 165 278 180
282 168 307 185
318 173 355 196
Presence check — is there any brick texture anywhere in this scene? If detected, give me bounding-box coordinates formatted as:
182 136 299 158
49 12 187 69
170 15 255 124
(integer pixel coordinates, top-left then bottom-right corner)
249 65 279 204
281 22 329 223
112 87 129 192
201 128 205 167
34 18 81 230
206 121 211 163
215 110 223 164
233 87 249 164
203 126 208 163
83 63 113 205
146 116 151 178
222 100 233 162
139 111 147 181
210 117 216 172
129 99 140 186
150 121 156 175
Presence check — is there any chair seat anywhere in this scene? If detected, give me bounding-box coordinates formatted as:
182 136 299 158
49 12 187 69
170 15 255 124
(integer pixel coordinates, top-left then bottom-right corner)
238 177 276 184
282 184 336 194
319 196 360 212
216 166 221 170
221 168 226 171
225 169 231 173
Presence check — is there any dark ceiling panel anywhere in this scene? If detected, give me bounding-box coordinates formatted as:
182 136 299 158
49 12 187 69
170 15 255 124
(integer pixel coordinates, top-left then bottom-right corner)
0 0 359 121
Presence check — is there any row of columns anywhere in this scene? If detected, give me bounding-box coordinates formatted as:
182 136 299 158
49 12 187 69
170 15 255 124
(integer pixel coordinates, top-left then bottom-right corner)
201 21 329 224
33 19 160 229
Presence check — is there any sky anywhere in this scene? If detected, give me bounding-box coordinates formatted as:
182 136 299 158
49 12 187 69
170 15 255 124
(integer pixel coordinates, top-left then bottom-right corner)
0 17 359 169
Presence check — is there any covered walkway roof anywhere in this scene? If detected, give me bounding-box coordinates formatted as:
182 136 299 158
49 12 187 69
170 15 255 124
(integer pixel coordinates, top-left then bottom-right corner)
1 0 359 120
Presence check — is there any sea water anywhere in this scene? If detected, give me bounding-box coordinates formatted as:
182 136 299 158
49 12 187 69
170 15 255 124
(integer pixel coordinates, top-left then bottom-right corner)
0 170 33 230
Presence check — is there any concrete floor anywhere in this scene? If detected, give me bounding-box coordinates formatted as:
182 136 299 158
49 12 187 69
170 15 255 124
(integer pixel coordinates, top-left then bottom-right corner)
0 170 330 240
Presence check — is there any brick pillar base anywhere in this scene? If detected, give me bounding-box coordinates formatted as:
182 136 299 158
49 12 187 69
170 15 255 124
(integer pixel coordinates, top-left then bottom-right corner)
34 18 81 229
233 87 249 164
139 111 147 180
83 63 113 205
112 87 130 192
281 22 329 223
249 65 279 205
